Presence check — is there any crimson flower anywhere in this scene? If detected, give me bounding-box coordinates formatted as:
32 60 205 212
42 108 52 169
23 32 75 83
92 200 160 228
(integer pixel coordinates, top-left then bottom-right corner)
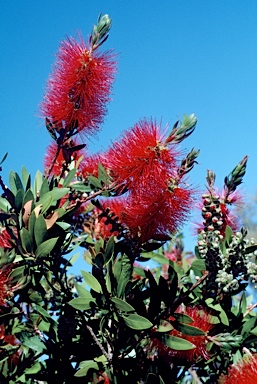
93 197 127 239
149 306 213 364
44 141 84 177
169 306 213 363
123 183 194 243
104 119 178 191
218 354 257 384
80 153 105 178
0 227 13 249
41 33 116 139
0 324 20 367
0 265 13 308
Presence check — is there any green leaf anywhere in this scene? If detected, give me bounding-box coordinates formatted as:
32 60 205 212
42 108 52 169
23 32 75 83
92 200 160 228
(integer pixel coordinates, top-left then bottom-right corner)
9 170 24 194
23 189 34 206
15 189 24 211
245 244 257 254
24 362 41 375
74 360 99 377
87 175 102 189
21 335 46 354
33 170 44 197
9 265 25 283
242 316 256 335
174 321 206 336
160 334 195 350
111 297 135 312
98 163 109 185
191 259 206 271
37 188 70 210
156 320 173 332
63 168 77 187
74 281 94 299
39 177 50 198
28 211 36 237
122 314 153 330
21 166 31 190
105 236 115 264
205 298 229 326
20 228 34 253
0 152 8 165
225 225 233 244
68 297 96 311
117 254 132 297
71 183 92 192
0 196 11 212
141 252 168 265
35 237 58 258
34 214 47 246
81 270 102 293
173 313 194 323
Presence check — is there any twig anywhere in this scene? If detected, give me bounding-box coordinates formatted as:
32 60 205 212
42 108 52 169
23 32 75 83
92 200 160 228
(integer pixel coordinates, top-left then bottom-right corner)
86 324 112 363
243 302 257 317
188 367 203 384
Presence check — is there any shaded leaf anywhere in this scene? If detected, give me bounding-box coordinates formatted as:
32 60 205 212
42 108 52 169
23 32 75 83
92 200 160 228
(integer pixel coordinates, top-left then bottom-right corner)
34 214 47 246
20 228 34 253
0 152 8 165
173 321 206 336
74 360 99 377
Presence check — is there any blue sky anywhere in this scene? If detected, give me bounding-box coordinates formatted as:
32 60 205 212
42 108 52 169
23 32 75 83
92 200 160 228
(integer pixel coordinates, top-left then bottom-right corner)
1 1 257 253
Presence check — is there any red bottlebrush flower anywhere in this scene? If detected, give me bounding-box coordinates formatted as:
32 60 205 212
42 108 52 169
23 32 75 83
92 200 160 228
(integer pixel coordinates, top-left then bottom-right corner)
169 306 213 362
93 197 127 239
0 324 20 366
148 306 212 363
41 34 116 138
104 119 178 190
123 184 194 243
218 354 257 384
81 153 105 178
44 141 84 177
0 227 13 249
0 265 13 308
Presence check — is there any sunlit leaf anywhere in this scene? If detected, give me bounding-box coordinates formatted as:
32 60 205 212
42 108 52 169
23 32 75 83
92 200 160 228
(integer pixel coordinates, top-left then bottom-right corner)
122 314 153 330
35 237 58 258
111 297 135 312
68 297 96 311
81 270 102 293
160 334 195 350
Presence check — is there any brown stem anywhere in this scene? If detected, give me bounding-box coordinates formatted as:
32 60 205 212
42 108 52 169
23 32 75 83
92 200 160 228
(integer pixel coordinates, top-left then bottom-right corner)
45 145 61 179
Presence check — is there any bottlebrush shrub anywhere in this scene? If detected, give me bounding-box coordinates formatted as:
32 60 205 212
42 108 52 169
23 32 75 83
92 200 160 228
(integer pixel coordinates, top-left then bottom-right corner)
218 353 257 383
0 13 257 384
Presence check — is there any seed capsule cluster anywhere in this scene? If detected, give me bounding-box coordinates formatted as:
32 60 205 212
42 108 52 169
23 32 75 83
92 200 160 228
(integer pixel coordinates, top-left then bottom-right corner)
197 194 254 294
